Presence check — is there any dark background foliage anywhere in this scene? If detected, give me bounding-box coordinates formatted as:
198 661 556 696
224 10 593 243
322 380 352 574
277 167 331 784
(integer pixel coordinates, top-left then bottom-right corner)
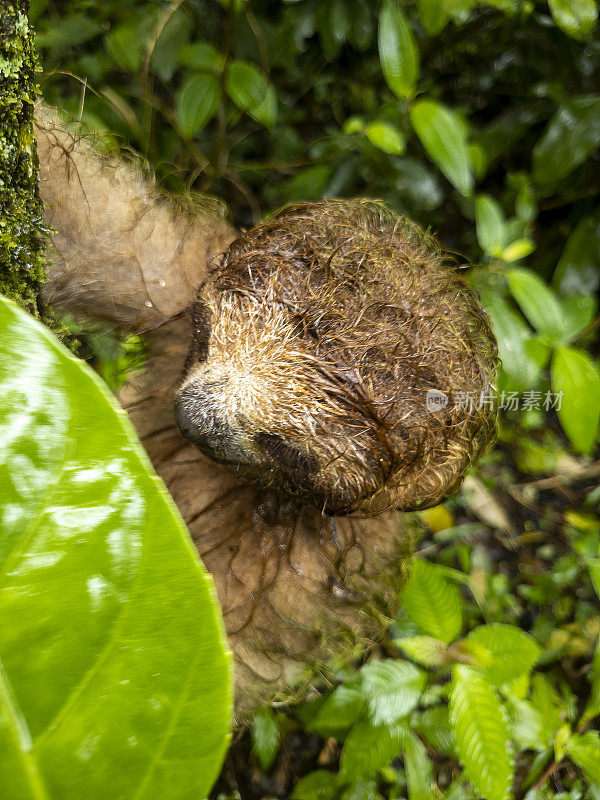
30 1 600 797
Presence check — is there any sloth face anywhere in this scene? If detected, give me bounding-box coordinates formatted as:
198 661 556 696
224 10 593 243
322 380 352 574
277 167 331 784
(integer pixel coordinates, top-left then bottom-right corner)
175 200 498 516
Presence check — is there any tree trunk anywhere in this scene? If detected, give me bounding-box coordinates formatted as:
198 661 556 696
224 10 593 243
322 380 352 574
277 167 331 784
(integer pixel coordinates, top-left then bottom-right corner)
0 0 57 331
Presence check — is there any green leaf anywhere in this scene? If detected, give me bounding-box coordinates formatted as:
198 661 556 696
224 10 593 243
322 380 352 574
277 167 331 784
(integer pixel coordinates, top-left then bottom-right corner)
505 698 546 752
307 686 365 739
366 122 406 154
378 0 420 99
37 13 102 53
463 623 541 686
106 17 154 73
403 731 434 800
553 212 600 296
399 558 463 643
548 0 598 40
561 295 596 343
565 731 600 783
500 239 535 263
410 100 474 196
339 721 407 780
225 60 277 128
449 666 514 800
551 346 600 454
395 635 448 667
506 268 565 342
530 674 564 747
291 770 338 800
532 96 600 185
178 41 223 73
251 707 280 771
0 296 232 800
359 660 426 725
413 705 456 757
418 0 450 34
340 780 382 800
475 194 506 256
479 290 547 389
175 72 220 138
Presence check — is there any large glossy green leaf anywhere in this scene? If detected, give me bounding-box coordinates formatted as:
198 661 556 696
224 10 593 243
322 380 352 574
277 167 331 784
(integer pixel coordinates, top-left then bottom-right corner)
532 96 600 185
399 558 463 643
449 666 513 800
175 72 220 138
548 0 598 40
358 660 426 725
410 100 474 196
551 346 600 454
0 296 232 800
378 0 419 99
463 623 541 686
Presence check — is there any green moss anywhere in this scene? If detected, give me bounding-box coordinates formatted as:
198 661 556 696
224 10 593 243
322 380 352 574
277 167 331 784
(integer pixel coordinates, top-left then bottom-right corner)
0 0 69 341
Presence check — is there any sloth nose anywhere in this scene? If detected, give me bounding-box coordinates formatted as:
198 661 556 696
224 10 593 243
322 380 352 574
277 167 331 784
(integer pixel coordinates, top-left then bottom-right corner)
174 386 241 465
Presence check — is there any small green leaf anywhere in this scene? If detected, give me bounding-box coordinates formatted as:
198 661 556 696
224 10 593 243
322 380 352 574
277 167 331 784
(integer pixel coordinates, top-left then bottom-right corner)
505 698 546 752
566 731 600 783
506 268 565 341
378 0 420 99
530 674 564 747
561 295 596 343
463 623 541 686
307 686 365 738
395 635 448 667
340 721 407 780
178 41 223 73
251 707 280 771
400 558 463 643
532 96 600 185
340 780 382 800
175 72 220 138
413 705 456 757
449 666 513 800
500 239 535 262
0 296 232 800
548 0 598 40
479 290 546 389
410 100 474 196
403 731 434 800
225 60 277 128
553 212 600 297
475 194 506 256
359 660 426 724
417 0 450 34
291 770 338 800
551 346 600 454
366 121 406 154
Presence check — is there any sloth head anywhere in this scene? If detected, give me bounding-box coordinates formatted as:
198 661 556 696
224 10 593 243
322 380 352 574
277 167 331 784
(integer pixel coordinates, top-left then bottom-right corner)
175 200 498 515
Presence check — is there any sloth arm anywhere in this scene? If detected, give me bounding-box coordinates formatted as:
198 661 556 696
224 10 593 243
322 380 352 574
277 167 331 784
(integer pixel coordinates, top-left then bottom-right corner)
34 107 236 332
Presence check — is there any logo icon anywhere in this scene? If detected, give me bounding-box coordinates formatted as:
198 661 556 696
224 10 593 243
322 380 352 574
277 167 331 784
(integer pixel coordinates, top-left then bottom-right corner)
426 389 448 412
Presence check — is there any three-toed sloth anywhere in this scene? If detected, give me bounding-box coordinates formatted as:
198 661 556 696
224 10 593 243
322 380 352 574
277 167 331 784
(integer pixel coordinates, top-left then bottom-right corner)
35 107 497 719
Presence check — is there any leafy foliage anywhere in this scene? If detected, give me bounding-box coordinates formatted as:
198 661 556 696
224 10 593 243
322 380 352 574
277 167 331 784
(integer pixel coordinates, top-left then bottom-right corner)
27 0 600 798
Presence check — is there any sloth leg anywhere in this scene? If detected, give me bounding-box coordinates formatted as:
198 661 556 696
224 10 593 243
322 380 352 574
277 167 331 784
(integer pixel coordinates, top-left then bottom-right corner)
34 106 235 332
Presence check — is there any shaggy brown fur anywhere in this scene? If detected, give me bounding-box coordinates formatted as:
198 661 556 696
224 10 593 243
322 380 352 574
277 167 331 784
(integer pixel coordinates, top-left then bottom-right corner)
34 108 497 719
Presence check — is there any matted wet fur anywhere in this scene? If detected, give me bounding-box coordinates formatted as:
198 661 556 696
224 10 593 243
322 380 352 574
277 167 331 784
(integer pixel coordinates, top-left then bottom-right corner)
35 107 497 719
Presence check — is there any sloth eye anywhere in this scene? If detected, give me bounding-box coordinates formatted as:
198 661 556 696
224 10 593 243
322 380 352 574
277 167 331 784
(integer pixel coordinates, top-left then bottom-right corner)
254 432 316 479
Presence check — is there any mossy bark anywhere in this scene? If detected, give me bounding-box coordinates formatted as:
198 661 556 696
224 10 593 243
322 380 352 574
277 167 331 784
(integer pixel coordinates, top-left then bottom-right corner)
0 0 58 329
